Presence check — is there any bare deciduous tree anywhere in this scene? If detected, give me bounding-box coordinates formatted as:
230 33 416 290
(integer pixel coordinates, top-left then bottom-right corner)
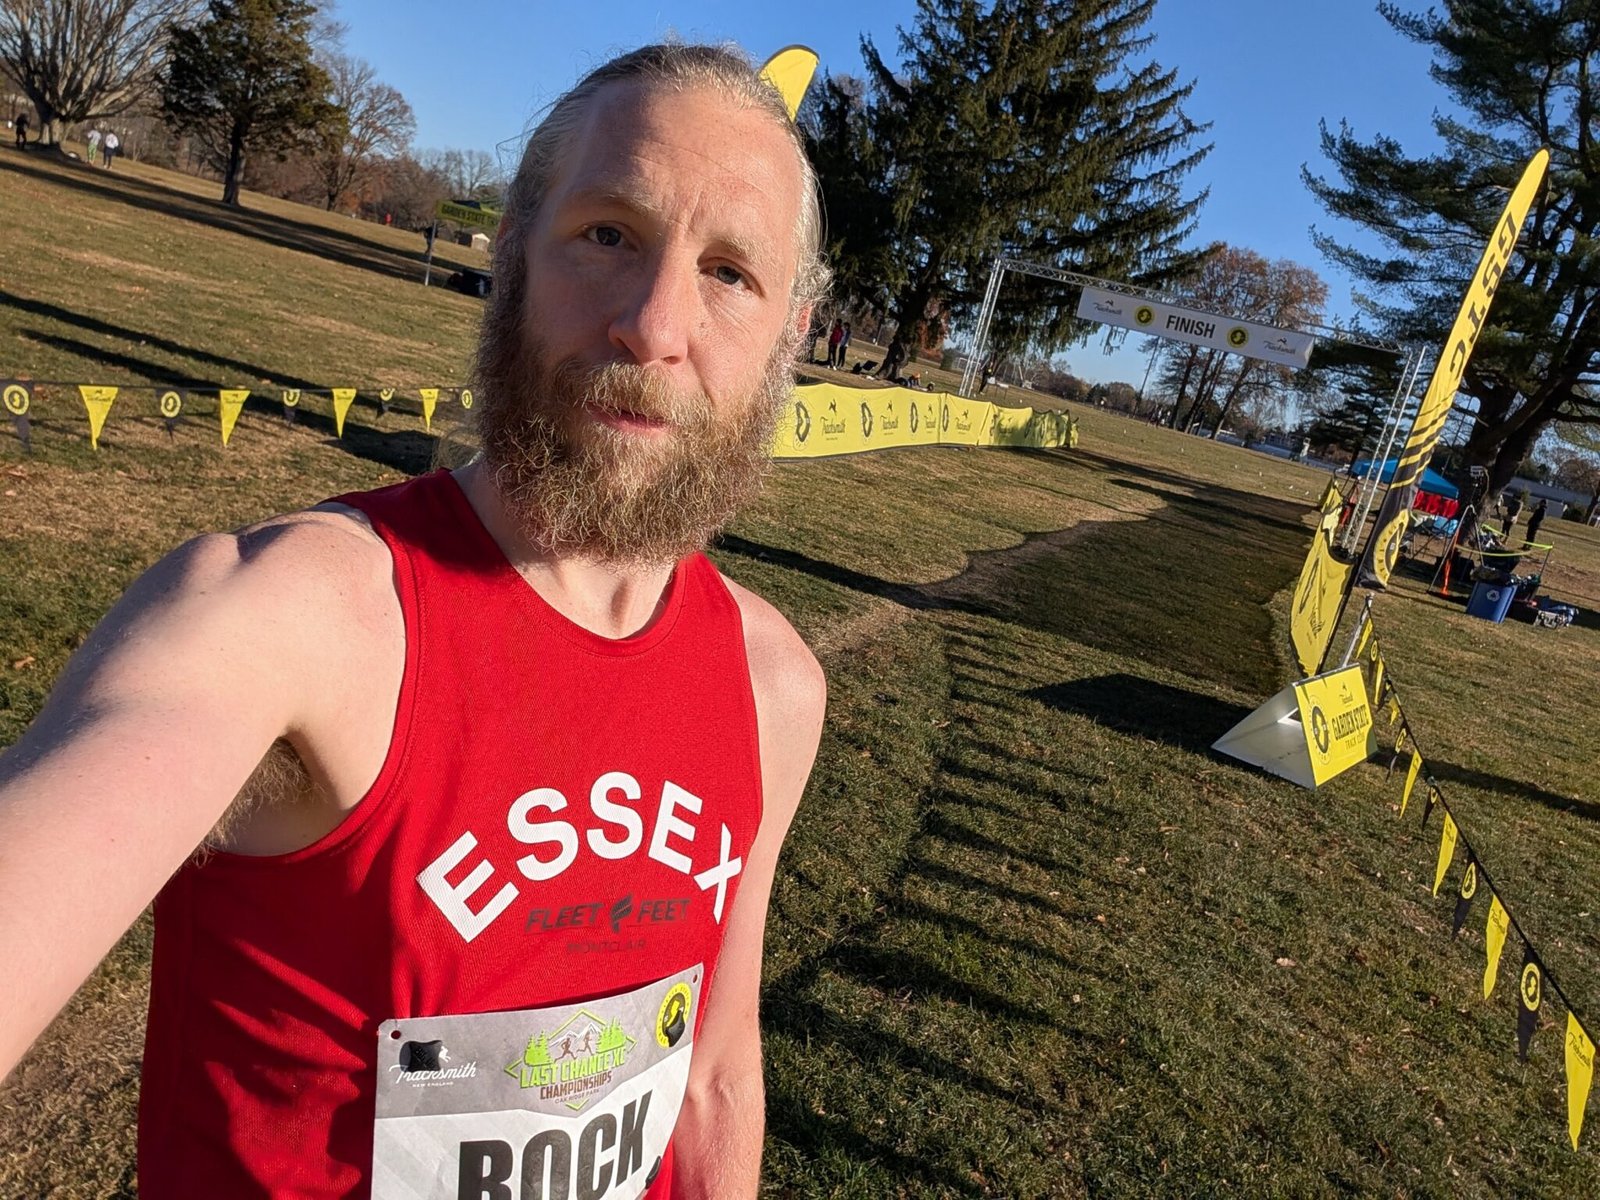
314 52 413 210
0 0 198 147
421 146 501 202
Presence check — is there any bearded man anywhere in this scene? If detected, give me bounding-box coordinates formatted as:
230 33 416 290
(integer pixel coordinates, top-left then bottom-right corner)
0 43 828 1199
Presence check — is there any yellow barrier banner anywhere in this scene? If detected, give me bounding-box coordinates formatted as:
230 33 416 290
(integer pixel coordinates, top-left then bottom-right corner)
78 385 116 450
770 385 1071 459
940 395 995 447
436 200 500 229
218 389 249 446
331 388 357 438
1289 526 1352 677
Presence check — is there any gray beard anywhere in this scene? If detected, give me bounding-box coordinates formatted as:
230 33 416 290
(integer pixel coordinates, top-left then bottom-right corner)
472 322 796 567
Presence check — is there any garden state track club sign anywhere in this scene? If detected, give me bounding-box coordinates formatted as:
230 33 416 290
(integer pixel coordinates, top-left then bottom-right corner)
1076 284 1316 369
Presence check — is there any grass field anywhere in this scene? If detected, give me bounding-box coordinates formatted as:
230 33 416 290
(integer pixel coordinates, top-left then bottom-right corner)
5 142 1600 1198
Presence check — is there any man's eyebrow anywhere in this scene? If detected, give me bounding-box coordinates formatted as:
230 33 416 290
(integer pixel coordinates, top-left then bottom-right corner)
560 186 780 275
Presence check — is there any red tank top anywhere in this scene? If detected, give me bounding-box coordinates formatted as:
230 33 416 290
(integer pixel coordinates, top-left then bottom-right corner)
138 470 764 1198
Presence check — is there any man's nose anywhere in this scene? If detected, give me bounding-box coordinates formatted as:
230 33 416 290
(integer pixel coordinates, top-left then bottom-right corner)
608 252 694 367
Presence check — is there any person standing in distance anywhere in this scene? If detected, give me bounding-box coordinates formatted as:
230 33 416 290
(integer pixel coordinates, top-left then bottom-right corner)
0 43 830 1199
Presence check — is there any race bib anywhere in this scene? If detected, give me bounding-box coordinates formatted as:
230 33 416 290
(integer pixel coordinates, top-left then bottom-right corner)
372 966 700 1200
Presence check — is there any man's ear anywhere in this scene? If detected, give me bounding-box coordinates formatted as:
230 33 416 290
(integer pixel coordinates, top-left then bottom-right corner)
792 303 814 340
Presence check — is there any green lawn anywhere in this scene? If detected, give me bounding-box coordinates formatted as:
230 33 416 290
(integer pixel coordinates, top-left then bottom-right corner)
4 142 1600 1198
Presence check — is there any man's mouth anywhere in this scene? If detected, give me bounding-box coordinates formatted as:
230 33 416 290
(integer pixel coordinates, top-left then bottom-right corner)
582 401 672 434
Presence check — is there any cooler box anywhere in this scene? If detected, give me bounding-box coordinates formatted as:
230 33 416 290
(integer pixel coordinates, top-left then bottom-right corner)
1467 581 1516 623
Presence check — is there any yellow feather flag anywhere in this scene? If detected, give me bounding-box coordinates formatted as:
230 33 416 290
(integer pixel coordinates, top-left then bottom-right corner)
758 46 820 120
1568 1014 1595 1150
78 385 117 450
1400 754 1423 817
331 388 357 437
1483 894 1509 999
218 389 249 446
1433 812 1458 897
419 387 439 432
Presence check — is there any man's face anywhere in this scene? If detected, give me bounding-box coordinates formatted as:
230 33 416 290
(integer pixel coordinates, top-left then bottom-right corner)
475 81 807 565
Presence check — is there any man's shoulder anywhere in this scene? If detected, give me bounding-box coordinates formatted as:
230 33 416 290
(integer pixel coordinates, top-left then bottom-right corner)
717 571 826 727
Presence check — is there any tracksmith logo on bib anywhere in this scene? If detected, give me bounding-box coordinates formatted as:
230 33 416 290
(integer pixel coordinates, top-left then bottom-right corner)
416 772 745 943
373 967 699 1200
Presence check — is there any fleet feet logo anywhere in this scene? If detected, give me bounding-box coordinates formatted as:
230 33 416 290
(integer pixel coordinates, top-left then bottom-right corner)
793 399 811 443
507 1009 636 1110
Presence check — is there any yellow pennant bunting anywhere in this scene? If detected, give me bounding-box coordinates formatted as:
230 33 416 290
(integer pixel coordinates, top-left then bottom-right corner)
281 388 301 407
331 388 357 437
1355 619 1373 659
459 387 474 410
1433 813 1458 897
1387 694 1400 725
1483 894 1510 999
218 389 249 446
419 387 439 431
78 385 117 450
158 389 183 419
1569 1014 1595 1150
1400 754 1423 817
759 46 820 120
379 387 395 403
1395 728 1409 754
1370 654 1386 708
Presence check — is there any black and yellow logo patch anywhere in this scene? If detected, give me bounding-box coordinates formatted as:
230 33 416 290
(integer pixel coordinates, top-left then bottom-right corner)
2 383 29 416
656 983 691 1048
158 389 183 419
794 400 811 443
1311 706 1331 754
1522 961 1542 1012
1135 305 1155 326
1228 327 1249 348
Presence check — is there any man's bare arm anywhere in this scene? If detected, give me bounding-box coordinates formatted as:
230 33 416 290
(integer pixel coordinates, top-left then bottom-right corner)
671 581 826 1197
0 513 399 1080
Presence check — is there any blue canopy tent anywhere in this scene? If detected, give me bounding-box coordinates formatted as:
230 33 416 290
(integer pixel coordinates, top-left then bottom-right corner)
1350 458 1460 500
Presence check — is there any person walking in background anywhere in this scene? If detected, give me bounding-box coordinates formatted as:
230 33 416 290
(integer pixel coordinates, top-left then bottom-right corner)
1500 489 1523 538
1525 497 1549 546
838 320 852 369
827 317 843 368
85 127 101 163
14 112 27 148
102 131 119 168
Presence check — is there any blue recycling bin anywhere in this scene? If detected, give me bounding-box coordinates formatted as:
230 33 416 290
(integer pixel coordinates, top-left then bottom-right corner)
1467 580 1516 623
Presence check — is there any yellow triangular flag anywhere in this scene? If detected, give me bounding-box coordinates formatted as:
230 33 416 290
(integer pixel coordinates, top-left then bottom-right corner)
1355 618 1373 659
78 385 117 450
218 389 249 446
1400 754 1423 817
759 45 820 120
1396 728 1409 754
1370 653 1386 708
331 388 357 437
1569 1014 1595 1149
1484 894 1510 999
419 387 439 432
1387 694 1400 725
1433 812 1458 897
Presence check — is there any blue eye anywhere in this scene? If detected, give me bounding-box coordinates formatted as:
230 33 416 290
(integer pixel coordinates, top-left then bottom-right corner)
588 226 622 247
713 265 745 287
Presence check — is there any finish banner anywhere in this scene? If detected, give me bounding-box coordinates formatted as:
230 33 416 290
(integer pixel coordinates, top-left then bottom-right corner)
1075 284 1315 369
1358 148 1549 587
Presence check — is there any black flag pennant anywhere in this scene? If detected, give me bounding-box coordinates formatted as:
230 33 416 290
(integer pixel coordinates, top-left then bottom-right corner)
1518 946 1543 1061
1453 856 1479 938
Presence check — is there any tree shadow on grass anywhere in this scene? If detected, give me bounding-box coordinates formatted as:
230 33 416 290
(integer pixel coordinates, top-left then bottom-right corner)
0 152 442 288
1425 758 1600 823
1024 673 1255 757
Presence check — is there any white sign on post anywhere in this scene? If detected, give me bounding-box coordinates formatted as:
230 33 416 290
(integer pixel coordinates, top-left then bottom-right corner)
1076 284 1316 369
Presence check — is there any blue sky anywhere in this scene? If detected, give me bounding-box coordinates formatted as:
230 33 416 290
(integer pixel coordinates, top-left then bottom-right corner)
334 0 1453 385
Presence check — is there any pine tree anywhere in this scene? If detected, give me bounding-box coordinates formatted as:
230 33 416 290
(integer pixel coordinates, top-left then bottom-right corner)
1304 0 1600 494
160 0 341 205
809 0 1210 369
